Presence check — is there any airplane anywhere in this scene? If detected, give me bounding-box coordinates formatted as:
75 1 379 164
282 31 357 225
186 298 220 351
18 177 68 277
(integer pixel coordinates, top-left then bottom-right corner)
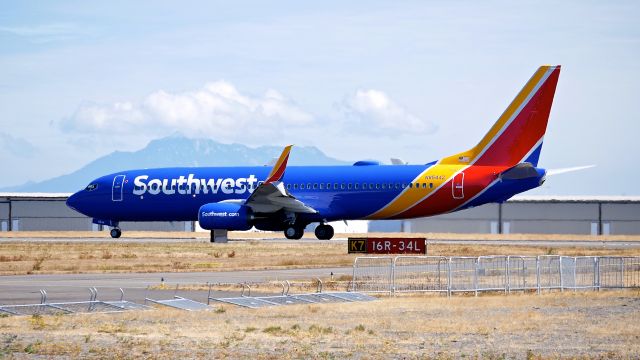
67 65 562 240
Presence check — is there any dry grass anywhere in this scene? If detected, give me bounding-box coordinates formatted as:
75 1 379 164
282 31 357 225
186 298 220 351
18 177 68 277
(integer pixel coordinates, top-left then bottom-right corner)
0 291 638 358
0 241 356 275
0 239 638 276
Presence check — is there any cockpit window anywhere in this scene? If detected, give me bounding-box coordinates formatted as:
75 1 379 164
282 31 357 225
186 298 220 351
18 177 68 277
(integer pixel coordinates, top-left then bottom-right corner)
85 183 98 191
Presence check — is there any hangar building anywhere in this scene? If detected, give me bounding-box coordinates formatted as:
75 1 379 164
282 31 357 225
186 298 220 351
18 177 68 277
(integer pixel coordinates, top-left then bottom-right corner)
1 193 639 235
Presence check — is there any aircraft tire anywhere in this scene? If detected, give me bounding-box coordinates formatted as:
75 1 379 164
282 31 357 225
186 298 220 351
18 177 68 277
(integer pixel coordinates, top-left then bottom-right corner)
315 224 334 240
110 228 122 239
284 226 303 240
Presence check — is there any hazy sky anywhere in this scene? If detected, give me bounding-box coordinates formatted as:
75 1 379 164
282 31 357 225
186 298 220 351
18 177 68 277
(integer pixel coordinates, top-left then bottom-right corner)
0 1 638 194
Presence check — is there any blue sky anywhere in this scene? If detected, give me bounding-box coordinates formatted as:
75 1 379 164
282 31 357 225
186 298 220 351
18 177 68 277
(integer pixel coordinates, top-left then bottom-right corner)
0 1 638 194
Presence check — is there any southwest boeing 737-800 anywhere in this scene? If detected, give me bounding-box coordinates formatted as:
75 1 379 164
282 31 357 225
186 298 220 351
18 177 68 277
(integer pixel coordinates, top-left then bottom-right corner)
67 65 561 240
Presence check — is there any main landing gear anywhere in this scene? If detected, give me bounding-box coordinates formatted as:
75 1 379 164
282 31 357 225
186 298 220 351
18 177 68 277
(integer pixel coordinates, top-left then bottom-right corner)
110 228 122 239
314 224 334 240
284 223 334 240
284 226 304 240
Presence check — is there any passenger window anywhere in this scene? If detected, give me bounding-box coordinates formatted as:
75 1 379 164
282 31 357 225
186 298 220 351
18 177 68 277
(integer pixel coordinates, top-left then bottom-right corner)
369 183 374 190
334 183 338 189
313 183 318 189
294 184 298 190
381 183 386 189
286 184 291 190
395 183 400 189
422 183 427 189
319 183 324 190
430 183 434 188
348 183 352 190
375 184 380 190
409 183 413 188
354 183 359 190
402 183 407 189
340 184 345 190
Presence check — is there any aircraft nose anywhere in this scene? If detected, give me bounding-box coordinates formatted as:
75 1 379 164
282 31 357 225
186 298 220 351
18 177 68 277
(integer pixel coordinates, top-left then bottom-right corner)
66 192 82 212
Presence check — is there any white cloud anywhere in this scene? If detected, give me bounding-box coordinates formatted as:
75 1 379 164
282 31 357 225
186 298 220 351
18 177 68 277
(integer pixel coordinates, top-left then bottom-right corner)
0 133 37 158
338 89 436 135
60 82 436 151
0 23 85 43
61 81 314 143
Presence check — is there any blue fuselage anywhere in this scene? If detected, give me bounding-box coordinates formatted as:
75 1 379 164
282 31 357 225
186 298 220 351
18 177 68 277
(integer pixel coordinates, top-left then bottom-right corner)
66 163 545 225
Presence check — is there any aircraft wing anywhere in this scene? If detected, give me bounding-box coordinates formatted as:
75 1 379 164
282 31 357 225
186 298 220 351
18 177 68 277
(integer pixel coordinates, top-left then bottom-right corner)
244 145 317 214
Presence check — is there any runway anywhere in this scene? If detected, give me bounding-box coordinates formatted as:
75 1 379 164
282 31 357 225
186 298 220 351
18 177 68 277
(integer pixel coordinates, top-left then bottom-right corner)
1 237 639 249
427 239 640 249
1 236 637 305
0 267 352 305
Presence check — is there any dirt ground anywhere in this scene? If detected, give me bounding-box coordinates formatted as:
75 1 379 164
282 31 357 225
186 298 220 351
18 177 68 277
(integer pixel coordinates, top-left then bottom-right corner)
0 291 638 359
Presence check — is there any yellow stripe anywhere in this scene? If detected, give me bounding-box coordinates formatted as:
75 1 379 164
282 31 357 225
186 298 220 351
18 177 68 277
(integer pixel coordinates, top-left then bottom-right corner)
366 163 466 219
368 66 554 219
439 66 552 165
266 145 293 181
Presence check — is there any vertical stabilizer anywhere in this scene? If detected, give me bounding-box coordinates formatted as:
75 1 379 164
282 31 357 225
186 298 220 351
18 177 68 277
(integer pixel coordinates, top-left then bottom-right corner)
440 65 561 167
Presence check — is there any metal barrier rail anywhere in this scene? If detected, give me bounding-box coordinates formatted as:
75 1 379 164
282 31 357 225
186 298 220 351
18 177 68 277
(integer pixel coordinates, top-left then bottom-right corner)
351 256 394 293
352 255 640 296
0 287 149 316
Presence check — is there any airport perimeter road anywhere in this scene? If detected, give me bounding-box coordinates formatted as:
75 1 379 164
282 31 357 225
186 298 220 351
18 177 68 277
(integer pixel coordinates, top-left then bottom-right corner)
0 267 353 305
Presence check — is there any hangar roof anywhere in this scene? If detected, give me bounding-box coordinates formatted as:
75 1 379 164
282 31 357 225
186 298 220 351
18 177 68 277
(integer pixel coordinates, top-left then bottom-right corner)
0 193 72 200
510 195 640 203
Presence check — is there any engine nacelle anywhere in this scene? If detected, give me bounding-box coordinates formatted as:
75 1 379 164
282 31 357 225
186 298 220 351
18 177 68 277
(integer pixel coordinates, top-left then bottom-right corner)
198 202 252 231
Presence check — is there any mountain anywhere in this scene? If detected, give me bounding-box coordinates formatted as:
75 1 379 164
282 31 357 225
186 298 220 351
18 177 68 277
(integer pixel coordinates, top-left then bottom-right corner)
3 135 349 193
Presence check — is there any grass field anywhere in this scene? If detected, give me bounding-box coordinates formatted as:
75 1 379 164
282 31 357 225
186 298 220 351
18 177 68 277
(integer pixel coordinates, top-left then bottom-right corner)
1 231 639 276
1 291 638 359
0 237 639 276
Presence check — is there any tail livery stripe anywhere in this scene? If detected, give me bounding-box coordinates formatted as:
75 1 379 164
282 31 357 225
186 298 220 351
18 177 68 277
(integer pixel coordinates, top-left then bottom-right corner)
440 65 559 167
367 66 560 220
449 137 546 214
364 163 468 219
474 67 559 166
265 145 293 184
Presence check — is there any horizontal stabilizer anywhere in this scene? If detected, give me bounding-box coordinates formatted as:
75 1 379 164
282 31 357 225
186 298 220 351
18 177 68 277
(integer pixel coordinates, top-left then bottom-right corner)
500 163 539 180
546 165 595 176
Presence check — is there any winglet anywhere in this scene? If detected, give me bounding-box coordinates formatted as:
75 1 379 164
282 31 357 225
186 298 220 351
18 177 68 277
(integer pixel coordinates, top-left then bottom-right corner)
265 145 293 183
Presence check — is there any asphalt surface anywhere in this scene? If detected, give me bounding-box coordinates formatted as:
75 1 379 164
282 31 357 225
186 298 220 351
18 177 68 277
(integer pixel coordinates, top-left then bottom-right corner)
1 236 637 306
1 237 639 249
0 267 352 305
427 239 640 249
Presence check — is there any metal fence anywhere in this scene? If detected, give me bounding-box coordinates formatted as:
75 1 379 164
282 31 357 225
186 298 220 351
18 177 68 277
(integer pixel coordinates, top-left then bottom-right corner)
352 256 640 295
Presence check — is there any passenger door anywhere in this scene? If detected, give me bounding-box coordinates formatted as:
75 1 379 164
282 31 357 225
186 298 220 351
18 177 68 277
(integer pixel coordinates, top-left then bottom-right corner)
452 172 464 199
112 175 125 202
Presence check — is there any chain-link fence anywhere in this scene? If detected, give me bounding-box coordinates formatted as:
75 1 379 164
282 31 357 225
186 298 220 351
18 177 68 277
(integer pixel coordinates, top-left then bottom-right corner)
352 255 640 295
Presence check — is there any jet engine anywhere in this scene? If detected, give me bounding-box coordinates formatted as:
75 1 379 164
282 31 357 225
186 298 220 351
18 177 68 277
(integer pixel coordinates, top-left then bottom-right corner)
198 202 252 231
